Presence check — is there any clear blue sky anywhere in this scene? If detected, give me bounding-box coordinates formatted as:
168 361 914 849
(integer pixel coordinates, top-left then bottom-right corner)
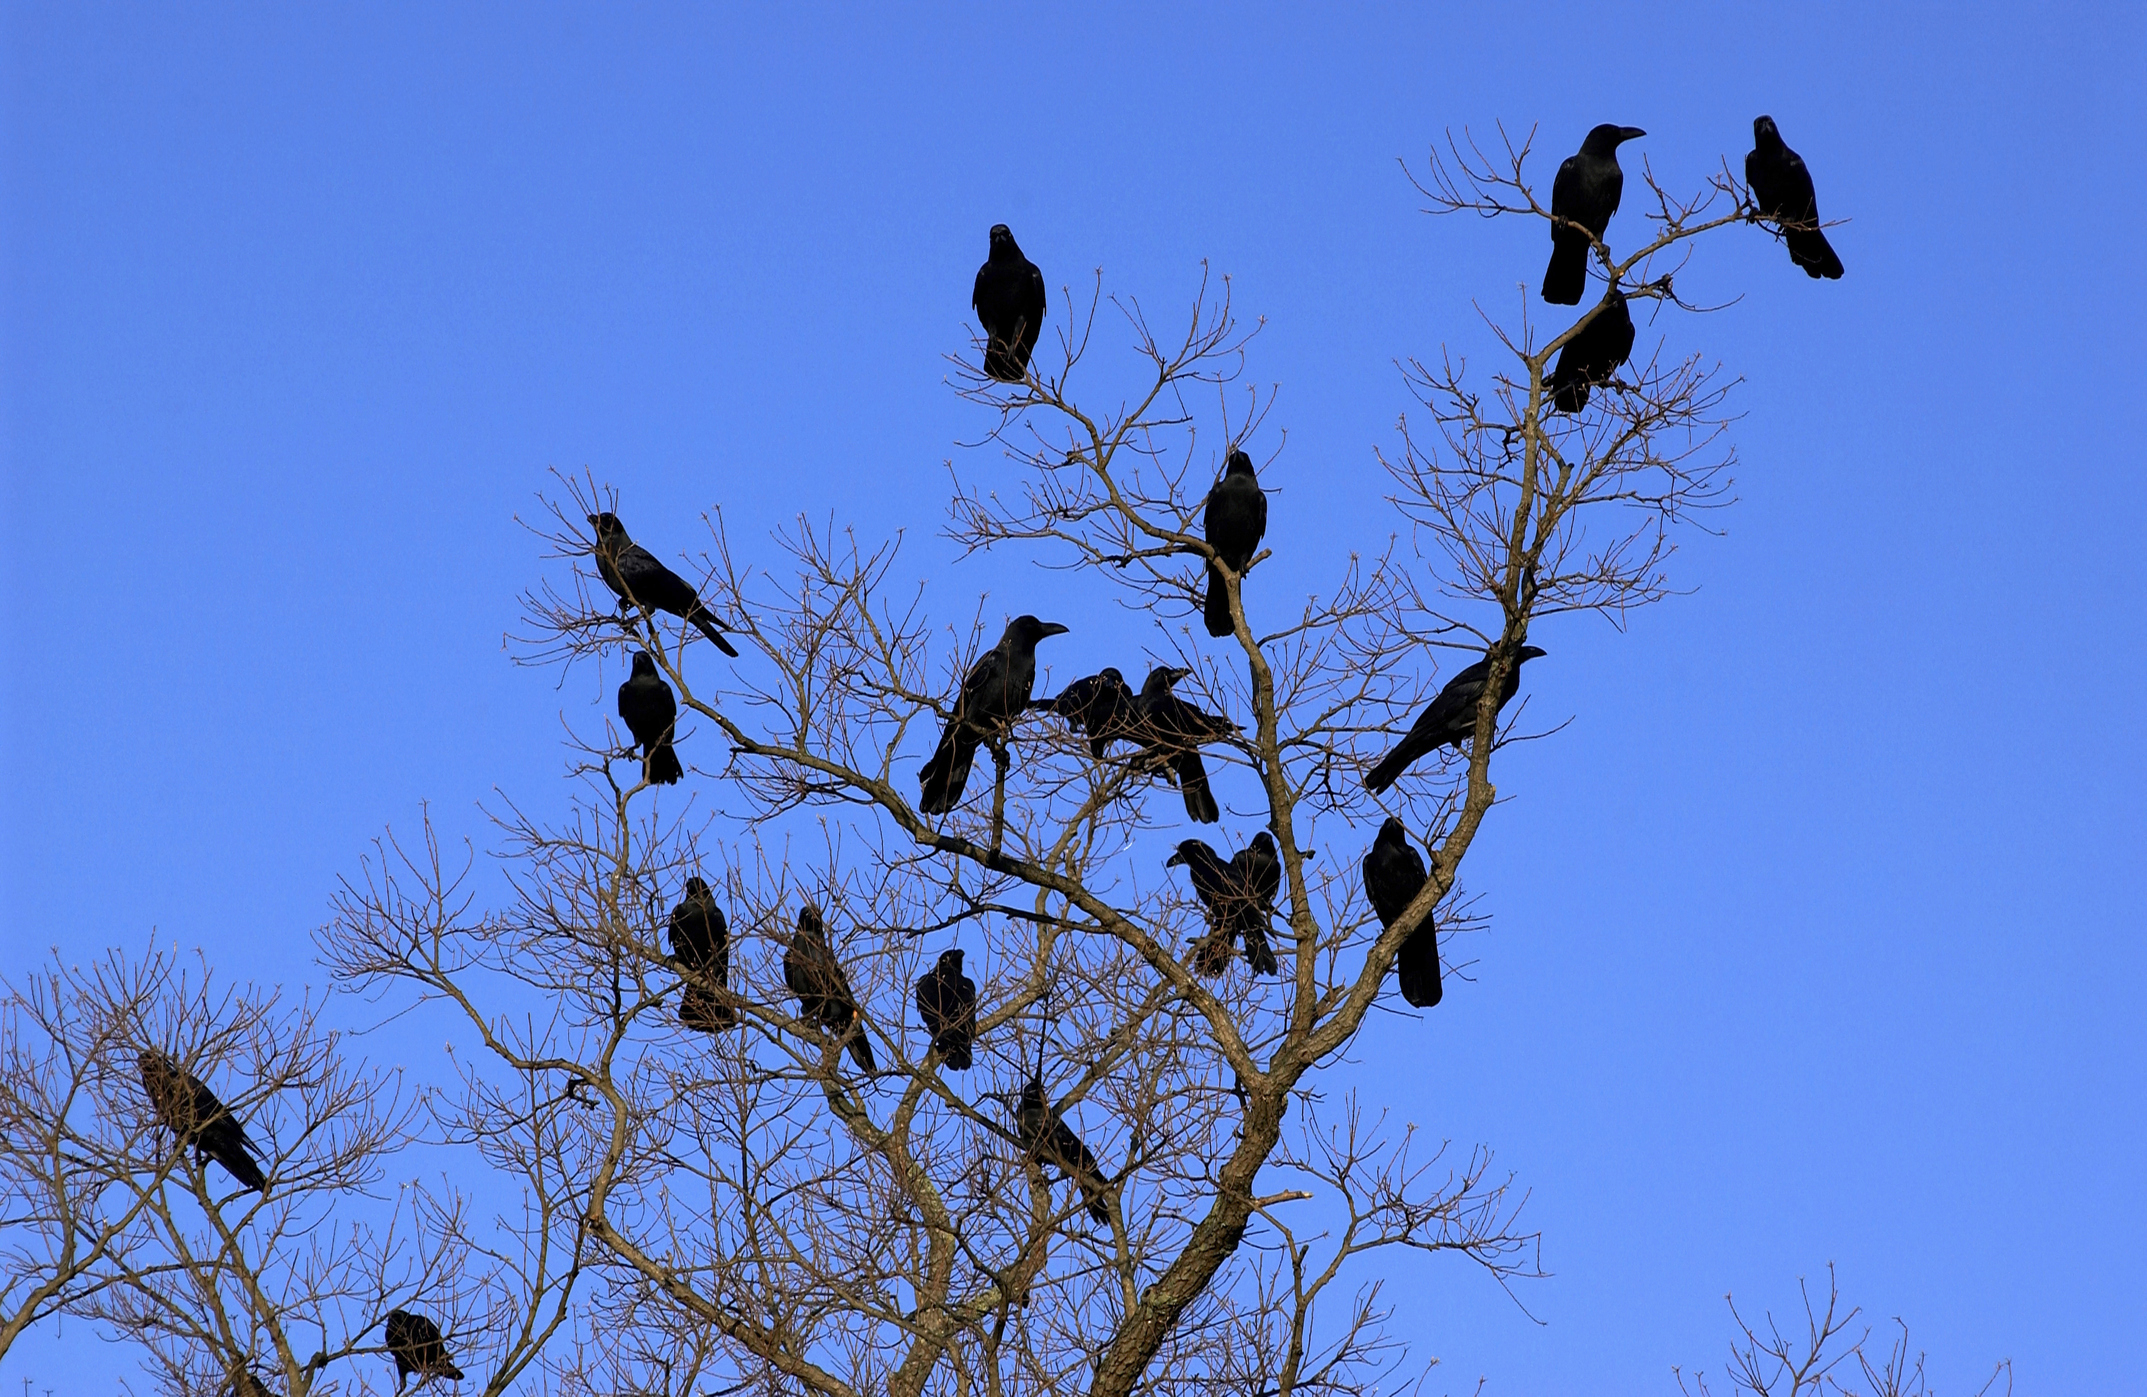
3 3 2141 1393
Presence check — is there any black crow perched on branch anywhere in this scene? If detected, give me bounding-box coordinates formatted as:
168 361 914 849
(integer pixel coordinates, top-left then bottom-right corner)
973 224 1047 382
783 906 875 1072
383 1309 462 1392
1362 817 1442 1008
915 948 977 1071
1546 290 1636 414
587 511 740 657
1364 645 1546 793
1167 834 1281 976
1746 115 1845 280
1202 450 1267 638
668 876 734 1031
1037 667 1138 758
919 615 1068 814
137 1048 268 1195
617 651 684 785
1131 666 1236 824
1542 123 1645 305
1013 1076 1110 1223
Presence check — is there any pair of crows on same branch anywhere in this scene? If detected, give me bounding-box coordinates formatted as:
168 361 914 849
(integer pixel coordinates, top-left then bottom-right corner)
1537 116 1845 414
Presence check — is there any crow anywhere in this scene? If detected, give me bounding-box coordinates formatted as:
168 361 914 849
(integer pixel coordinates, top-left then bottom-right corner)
1202 450 1268 638
668 876 734 1031
1167 834 1280 976
1364 645 1547 793
919 615 1069 814
383 1309 462 1392
223 1367 275 1397
1546 290 1636 414
1542 123 1646 305
137 1049 268 1195
783 906 875 1071
973 224 1048 382
914 948 977 1071
1013 1076 1110 1223
1362 817 1441 1008
587 512 740 657
617 651 684 785
1130 666 1237 824
1746 116 1844 280
1036 667 1138 759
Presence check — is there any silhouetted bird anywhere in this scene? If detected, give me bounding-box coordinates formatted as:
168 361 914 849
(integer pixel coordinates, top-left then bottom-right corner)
668 876 734 1032
587 512 740 657
1546 290 1636 414
783 906 875 1071
973 224 1047 382
1542 124 1646 305
137 1049 268 1195
1746 116 1844 280
1202 450 1268 638
1131 667 1237 824
1362 817 1441 1008
383 1309 462 1392
223 1367 275 1397
1013 1076 1110 1222
1169 834 1281 975
919 615 1069 814
1364 645 1547 793
1038 667 1138 759
914 948 977 1070
617 652 684 785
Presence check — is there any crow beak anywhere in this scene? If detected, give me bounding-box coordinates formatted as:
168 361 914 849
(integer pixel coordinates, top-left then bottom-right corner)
586 514 600 526
1619 126 1647 142
1038 622 1070 638
1165 850 1186 869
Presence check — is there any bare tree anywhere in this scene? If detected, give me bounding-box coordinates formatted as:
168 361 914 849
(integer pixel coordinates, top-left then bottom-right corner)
12 121 1875 1395
1674 1266 2013 1397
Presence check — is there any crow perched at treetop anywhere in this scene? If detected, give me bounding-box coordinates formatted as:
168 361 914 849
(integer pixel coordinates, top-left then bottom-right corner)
1131 666 1236 824
919 615 1069 814
137 1048 269 1195
1013 1076 1110 1223
617 652 684 786
1202 450 1268 638
915 948 977 1070
1364 645 1547 793
1746 116 1845 280
1542 123 1646 305
973 224 1047 382
1167 834 1279 976
1362 817 1442 1008
668 876 734 1032
1037 667 1138 759
783 906 876 1072
587 512 740 657
1546 290 1636 414
382 1309 463 1392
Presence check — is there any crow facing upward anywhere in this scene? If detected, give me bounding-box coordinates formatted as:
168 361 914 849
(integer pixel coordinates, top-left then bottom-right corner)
1013 1076 1111 1223
1131 666 1236 824
1546 291 1636 414
919 615 1069 815
1746 116 1845 280
1037 667 1138 759
783 906 876 1072
382 1309 463 1392
587 512 740 657
617 651 684 786
1364 645 1547 793
668 876 734 1032
137 1049 268 1195
1362 817 1442 1008
1166 834 1280 976
1542 123 1646 305
915 948 977 1071
973 224 1048 382
1202 450 1268 638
